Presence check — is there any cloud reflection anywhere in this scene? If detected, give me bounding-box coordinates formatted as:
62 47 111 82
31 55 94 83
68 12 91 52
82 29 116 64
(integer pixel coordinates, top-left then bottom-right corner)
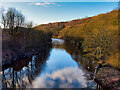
52 39 64 45
31 67 87 88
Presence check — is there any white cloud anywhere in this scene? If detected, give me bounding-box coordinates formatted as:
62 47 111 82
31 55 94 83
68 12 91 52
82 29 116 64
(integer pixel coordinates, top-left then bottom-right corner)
35 2 50 6
30 2 60 7
29 67 89 88
0 0 119 2
35 2 56 7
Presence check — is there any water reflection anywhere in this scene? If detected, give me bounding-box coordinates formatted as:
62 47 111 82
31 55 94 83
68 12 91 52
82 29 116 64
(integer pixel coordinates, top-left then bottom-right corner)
52 38 64 45
53 40 98 72
31 67 87 88
42 48 77 74
2 44 52 88
2 39 98 89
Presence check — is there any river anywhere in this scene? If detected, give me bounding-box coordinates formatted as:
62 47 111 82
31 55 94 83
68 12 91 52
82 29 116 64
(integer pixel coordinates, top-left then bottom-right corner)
2 39 101 89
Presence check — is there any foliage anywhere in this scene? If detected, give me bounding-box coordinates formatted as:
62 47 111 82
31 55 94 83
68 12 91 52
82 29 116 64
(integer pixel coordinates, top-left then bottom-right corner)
33 22 67 38
33 10 119 67
60 10 118 67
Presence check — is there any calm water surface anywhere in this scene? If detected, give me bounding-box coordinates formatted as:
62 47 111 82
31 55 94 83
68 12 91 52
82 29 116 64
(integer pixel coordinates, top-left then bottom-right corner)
2 39 99 89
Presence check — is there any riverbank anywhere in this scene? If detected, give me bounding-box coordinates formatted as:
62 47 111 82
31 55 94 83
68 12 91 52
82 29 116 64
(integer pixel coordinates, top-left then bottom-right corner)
2 44 51 68
2 28 52 67
63 40 120 90
94 65 120 90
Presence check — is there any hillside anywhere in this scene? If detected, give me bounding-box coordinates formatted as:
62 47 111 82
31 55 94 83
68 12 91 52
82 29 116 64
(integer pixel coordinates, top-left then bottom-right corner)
34 10 119 68
60 10 119 67
33 16 92 38
33 22 67 38
34 10 118 38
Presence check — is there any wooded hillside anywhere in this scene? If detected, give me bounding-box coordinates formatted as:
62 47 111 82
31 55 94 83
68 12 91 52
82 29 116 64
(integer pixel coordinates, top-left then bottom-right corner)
34 10 119 68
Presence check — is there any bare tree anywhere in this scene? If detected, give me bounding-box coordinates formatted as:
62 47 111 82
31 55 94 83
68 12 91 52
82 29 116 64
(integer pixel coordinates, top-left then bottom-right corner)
6 8 16 29
1 8 25 34
1 8 7 29
1 14 7 29
16 11 25 27
25 21 33 28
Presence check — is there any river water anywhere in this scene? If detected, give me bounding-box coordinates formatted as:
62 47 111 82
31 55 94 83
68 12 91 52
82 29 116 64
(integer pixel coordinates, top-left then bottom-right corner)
2 39 100 89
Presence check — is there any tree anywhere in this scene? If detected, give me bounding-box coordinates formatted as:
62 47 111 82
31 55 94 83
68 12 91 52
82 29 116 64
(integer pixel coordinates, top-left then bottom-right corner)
1 8 7 29
16 11 25 27
1 8 25 34
6 8 15 29
25 21 33 28
1 14 7 29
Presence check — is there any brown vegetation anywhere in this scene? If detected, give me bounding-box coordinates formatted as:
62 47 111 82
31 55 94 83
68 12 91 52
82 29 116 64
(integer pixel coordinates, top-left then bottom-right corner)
34 10 119 68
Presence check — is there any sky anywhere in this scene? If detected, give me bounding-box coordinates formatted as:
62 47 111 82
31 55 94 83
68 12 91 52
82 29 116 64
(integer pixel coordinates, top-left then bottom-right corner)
0 0 119 2
0 1 118 27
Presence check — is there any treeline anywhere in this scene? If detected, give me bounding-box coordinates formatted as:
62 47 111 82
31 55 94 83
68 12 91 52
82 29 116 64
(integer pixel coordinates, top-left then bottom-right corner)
34 22 67 38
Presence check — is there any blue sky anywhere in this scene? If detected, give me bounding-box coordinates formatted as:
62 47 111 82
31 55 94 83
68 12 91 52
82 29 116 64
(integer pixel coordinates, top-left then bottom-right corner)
0 2 118 26
0 0 119 2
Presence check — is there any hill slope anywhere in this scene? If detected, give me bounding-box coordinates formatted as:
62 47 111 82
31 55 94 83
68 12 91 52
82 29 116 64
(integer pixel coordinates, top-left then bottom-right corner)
34 10 119 68
60 10 119 67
